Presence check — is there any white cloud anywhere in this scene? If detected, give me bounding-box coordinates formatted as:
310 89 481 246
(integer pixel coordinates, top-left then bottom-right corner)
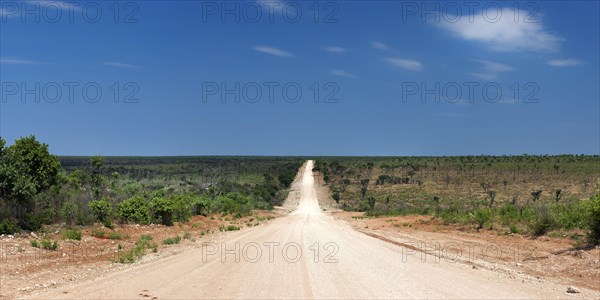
103 61 140 68
253 46 295 58
469 59 513 80
384 57 423 71
437 8 563 52
325 46 345 53
0 57 41 65
547 58 583 67
371 41 391 50
475 59 514 72
0 8 10 17
330 69 355 78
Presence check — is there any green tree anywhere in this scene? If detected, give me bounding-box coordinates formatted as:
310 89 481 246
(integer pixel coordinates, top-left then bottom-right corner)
4 136 60 192
0 136 61 230
0 137 5 156
89 156 105 199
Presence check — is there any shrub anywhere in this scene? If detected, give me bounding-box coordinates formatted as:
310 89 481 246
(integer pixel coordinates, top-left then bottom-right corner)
162 235 181 245
151 197 174 225
33 239 58 250
169 194 193 222
91 229 107 238
552 202 587 230
88 199 112 222
116 235 156 263
509 224 520 234
61 201 78 226
103 219 114 229
219 225 240 232
139 234 153 242
0 219 20 234
278 172 295 188
108 232 122 240
62 229 82 240
469 208 492 230
585 194 600 245
498 203 520 226
191 195 211 216
528 204 557 236
116 195 151 224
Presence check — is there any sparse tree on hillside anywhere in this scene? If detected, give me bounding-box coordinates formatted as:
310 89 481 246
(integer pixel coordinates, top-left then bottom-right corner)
555 189 562 202
89 155 105 199
360 179 370 200
531 190 542 203
488 190 497 208
332 192 340 209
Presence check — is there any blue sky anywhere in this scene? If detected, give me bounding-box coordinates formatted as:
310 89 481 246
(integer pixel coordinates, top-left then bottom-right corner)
1 0 598 156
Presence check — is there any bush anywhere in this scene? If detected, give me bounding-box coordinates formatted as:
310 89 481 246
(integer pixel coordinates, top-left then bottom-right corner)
116 195 152 224
278 172 295 188
219 225 240 232
191 195 211 216
91 229 107 238
151 197 174 225
212 193 256 217
469 208 492 230
103 219 114 229
32 239 58 250
162 235 181 245
116 235 156 263
62 229 82 240
169 194 193 223
0 219 20 234
108 232 122 240
552 202 587 230
528 204 557 236
498 203 520 226
88 199 112 222
61 201 78 226
585 194 600 245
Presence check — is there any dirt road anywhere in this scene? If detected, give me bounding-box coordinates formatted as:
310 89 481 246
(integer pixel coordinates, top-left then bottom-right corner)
30 161 597 299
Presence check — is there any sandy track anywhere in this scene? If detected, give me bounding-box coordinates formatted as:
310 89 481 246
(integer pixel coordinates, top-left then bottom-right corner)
30 161 596 299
